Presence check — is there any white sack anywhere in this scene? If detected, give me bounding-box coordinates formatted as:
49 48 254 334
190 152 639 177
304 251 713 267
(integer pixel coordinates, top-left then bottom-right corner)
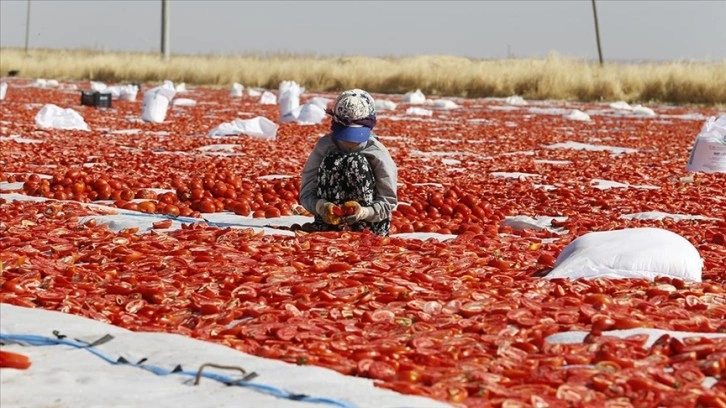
609 101 632 110
247 88 262 97
280 103 327 125
429 99 459 110
90 81 107 92
175 83 187 93
687 115 726 173
259 91 277 105
34 104 90 131
0 82 7 100
505 96 528 106
278 80 303 117
230 83 244 97
565 109 591 121
307 96 332 110
141 84 176 123
118 85 139 101
631 104 656 117
403 89 426 104
375 99 397 111
173 98 197 107
208 117 279 140
406 107 433 116
545 228 703 282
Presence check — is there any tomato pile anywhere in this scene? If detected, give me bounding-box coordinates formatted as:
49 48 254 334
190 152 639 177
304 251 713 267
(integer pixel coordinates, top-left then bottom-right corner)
1 80 725 407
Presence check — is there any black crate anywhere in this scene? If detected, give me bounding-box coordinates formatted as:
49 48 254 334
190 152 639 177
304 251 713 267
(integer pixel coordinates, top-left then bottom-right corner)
80 91 112 108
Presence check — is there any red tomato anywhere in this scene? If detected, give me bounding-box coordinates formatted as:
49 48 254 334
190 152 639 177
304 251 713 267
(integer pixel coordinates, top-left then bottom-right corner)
0 350 31 369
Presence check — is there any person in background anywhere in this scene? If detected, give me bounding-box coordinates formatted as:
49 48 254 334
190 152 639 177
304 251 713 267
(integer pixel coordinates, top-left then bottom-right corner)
299 89 398 236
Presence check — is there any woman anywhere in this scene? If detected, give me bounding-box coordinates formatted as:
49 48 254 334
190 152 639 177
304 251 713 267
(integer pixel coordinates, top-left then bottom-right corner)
299 89 398 236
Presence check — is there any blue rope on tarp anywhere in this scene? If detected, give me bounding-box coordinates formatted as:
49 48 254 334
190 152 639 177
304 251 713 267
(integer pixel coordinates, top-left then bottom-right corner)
0 333 356 408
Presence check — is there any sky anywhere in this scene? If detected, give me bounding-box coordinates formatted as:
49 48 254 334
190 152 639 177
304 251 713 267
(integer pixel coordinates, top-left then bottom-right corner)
0 0 725 62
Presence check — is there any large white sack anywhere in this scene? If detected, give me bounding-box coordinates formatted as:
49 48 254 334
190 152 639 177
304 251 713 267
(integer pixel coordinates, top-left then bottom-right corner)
687 115 726 173
141 84 176 123
545 228 703 282
306 96 332 110
428 99 459 110
230 83 244 97
280 103 327 124
172 98 197 107
208 117 278 140
278 80 303 117
35 104 90 131
259 91 277 105
403 89 426 104
90 81 107 92
118 85 139 101
375 99 397 111
505 96 528 106
0 82 7 100
565 109 591 121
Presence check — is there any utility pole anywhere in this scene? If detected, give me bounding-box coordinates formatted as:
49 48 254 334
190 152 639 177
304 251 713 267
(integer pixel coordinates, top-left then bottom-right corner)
591 0 604 66
161 0 170 60
24 0 32 55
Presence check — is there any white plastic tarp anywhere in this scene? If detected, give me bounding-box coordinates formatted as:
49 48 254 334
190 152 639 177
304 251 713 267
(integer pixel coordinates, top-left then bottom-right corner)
687 115 726 173
545 228 703 282
34 104 90 131
141 83 176 123
208 117 279 140
406 107 433 116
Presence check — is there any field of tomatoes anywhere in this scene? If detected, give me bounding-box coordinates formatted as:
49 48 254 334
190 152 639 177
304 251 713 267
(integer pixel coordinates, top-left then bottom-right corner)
1 80 725 407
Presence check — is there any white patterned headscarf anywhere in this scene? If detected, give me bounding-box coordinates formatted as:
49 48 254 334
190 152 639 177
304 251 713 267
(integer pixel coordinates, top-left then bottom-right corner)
329 89 377 128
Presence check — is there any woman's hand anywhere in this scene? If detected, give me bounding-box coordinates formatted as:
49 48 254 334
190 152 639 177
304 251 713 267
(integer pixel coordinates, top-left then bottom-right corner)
342 201 374 224
315 199 341 225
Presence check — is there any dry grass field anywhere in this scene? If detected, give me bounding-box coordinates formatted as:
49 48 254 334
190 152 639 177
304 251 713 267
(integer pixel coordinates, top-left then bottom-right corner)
1 48 725 105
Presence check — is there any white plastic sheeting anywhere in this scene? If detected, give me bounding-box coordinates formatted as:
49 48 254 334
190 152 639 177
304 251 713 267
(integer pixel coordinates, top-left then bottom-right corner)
545 228 703 282
208 117 279 140
406 107 432 116
141 83 176 123
687 115 726 173
34 104 90 131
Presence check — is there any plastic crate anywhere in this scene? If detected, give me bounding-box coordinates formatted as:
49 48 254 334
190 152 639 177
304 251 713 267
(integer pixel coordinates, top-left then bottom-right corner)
80 91 112 108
